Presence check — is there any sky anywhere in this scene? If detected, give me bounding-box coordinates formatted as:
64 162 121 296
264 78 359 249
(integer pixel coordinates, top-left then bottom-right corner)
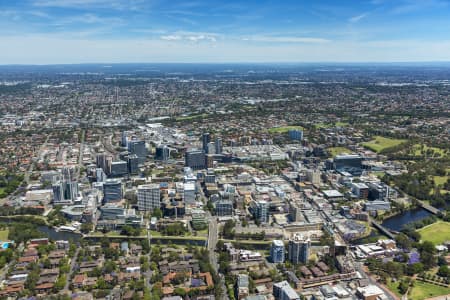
1 0 450 64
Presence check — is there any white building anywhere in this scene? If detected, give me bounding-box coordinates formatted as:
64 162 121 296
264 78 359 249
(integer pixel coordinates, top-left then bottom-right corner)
137 184 161 211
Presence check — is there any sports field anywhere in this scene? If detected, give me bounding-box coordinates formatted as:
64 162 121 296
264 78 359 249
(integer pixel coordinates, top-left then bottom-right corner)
417 221 450 245
362 136 406 152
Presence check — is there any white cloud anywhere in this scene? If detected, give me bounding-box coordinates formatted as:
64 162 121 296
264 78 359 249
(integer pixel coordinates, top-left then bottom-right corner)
161 35 182 41
33 0 145 10
349 13 368 23
160 32 218 43
2 35 450 64
242 36 330 43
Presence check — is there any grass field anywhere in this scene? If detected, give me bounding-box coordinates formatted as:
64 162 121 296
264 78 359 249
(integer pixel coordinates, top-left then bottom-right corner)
409 281 450 300
0 229 9 241
362 136 407 153
176 113 207 121
268 125 304 133
386 279 402 298
418 221 450 245
335 121 349 127
328 147 352 157
433 176 448 186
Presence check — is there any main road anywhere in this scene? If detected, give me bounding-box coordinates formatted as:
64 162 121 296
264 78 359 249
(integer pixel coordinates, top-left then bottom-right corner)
207 216 229 300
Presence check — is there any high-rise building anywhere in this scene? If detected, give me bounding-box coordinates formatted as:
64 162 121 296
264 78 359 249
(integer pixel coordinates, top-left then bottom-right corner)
127 154 139 175
52 182 64 204
155 145 170 161
306 169 321 185
52 180 79 205
110 161 128 177
96 153 106 170
215 199 233 216
206 142 216 154
273 281 300 300
121 131 129 147
333 154 363 176
254 200 270 223
137 184 161 211
185 149 206 170
128 140 147 165
103 179 123 203
202 132 210 153
96 168 106 183
205 169 216 184
270 240 285 263
288 129 303 141
183 182 196 205
215 137 223 154
288 234 311 264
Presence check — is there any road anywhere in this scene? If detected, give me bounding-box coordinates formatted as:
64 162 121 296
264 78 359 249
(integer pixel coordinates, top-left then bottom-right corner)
207 216 229 300
145 225 153 289
76 129 85 180
24 134 51 185
63 247 80 292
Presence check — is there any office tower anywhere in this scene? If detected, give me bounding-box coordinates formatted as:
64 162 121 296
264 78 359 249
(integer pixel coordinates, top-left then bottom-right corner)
215 137 223 154
255 200 270 223
288 234 311 264
96 168 106 183
128 140 147 164
103 179 123 203
52 180 78 205
121 131 128 147
155 145 170 161
288 129 303 141
52 182 64 204
306 169 321 185
202 132 210 153
105 156 113 175
270 240 285 263
183 182 196 205
333 154 363 176
273 281 300 300
215 199 233 216
110 161 128 177
137 184 161 211
185 149 206 170
126 154 139 175
64 181 79 201
207 142 216 154
96 153 107 170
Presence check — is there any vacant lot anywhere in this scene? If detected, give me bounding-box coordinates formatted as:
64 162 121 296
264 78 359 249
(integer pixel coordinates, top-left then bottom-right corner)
418 221 450 245
362 136 406 153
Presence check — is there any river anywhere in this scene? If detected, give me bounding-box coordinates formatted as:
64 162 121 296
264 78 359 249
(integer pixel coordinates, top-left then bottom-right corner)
37 226 82 242
381 207 433 231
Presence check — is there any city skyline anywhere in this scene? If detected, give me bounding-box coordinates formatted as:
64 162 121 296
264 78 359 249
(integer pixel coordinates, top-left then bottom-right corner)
2 0 450 64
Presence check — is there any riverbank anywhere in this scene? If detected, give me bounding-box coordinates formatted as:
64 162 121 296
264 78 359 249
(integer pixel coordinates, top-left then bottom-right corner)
381 207 433 231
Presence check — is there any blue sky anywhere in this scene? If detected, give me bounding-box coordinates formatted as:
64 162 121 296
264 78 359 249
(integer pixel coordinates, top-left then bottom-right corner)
1 0 450 64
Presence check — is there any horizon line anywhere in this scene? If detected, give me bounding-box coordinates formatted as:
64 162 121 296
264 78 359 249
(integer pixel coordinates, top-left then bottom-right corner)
2 61 450 67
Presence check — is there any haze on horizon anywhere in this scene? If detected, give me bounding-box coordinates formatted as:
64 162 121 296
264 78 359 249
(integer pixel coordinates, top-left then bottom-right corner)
1 0 450 64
